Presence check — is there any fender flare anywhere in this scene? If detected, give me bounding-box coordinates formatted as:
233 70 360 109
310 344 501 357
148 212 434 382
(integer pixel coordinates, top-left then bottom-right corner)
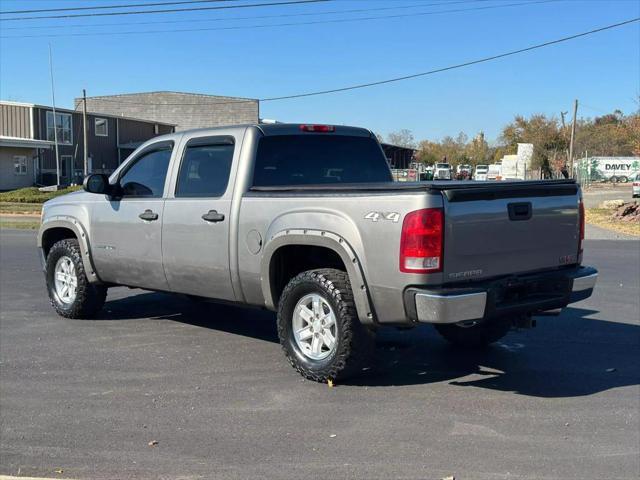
261 229 377 326
37 217 101 284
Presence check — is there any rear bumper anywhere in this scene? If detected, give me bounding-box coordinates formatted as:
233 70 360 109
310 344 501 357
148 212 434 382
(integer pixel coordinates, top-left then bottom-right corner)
405 266 597 325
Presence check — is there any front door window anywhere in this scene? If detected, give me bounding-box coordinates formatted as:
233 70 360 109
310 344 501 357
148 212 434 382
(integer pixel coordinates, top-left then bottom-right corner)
119 148 172 198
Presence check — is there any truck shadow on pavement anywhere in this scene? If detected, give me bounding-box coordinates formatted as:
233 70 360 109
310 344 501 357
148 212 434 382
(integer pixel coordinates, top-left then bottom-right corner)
98 290 280 344
348 306 640 396
98 291 639 398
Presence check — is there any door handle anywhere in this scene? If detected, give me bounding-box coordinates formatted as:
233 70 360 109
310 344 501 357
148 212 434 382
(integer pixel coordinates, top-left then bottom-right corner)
138 209 159 221
202 210 225 223
508 202 532 221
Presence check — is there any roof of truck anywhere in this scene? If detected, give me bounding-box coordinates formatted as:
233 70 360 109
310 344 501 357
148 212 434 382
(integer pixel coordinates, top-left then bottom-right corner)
155 123 374 139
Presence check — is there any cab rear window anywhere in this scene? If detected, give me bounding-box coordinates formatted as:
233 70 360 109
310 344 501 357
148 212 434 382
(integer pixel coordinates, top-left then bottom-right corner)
253 135 392 187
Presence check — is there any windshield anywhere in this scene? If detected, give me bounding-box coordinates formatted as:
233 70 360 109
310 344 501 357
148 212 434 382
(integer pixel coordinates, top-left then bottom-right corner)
253 135 392 186
476 165 488 171
436 163 450 169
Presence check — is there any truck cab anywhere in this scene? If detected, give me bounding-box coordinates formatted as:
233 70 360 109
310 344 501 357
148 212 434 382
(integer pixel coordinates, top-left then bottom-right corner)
434 163 452 180
474 164 489 181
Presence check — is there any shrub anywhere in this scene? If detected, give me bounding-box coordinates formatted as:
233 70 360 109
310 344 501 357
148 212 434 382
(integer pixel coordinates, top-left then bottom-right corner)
0 186 82 203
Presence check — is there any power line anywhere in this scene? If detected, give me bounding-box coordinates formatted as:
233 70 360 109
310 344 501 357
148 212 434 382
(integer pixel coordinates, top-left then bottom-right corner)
260 17 640 102
0 0 330 22
1 0 561 38
77 17 639 109
1 0 480 31
0 0 243 15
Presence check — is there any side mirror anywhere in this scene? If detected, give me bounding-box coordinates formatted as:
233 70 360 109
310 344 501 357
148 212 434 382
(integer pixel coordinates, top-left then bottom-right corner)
83 174 111 195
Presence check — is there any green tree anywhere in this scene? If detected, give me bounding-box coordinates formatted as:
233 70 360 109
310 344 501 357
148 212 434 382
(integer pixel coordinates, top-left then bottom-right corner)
465 132 490 166
499 114 567 172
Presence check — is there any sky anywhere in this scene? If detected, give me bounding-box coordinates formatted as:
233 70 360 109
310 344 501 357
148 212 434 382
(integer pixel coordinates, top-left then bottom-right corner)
0 0 638 143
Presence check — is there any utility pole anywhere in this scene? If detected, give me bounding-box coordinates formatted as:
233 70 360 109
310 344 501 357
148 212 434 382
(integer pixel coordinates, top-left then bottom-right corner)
48 44 60 187
568 99 578 178
560 111 569 169
82 89 88 177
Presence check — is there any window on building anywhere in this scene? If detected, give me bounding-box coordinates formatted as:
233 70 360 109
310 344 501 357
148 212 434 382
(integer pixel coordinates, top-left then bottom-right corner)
13 156 27 175
176 142 234 197
94 118 108 137
46 111 72 144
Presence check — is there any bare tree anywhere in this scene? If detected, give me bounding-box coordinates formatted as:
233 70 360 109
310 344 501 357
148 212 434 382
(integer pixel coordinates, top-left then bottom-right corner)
387 129 416 149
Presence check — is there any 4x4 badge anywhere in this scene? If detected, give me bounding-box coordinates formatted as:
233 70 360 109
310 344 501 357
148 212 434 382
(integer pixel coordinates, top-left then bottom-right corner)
364 211 400 223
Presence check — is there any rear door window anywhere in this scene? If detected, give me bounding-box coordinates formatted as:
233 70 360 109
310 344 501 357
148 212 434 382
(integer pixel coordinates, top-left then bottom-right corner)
176 140 234 197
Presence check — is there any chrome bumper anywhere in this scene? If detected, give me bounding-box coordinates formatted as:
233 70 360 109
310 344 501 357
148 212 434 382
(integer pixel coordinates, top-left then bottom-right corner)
571 272 598 293
415 291 487 324
410 266 598 325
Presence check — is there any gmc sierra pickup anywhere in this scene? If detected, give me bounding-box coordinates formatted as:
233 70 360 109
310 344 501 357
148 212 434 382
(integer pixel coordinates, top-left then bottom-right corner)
38 123 597 382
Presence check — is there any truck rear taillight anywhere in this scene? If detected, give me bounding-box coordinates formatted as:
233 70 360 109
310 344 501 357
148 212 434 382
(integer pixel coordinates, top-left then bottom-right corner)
299 124 335 133
578 200 585 256
399 208 443 273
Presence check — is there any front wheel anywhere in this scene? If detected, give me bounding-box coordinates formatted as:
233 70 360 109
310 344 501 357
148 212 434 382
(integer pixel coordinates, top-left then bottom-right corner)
46 239 107 319
277 269 375 382
434 318 511 348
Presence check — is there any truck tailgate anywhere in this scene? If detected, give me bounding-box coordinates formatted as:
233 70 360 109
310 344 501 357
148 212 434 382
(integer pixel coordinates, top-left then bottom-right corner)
438 181 581 282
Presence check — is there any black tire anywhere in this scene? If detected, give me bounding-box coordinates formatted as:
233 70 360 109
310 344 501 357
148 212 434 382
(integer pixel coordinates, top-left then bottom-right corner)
277 269 375 383
610 176 618 183
45 238 107 319
434 318 511 348
618 176 628 183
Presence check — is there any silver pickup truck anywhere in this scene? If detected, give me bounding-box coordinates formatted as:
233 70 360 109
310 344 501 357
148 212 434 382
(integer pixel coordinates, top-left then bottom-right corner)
38 123 597 382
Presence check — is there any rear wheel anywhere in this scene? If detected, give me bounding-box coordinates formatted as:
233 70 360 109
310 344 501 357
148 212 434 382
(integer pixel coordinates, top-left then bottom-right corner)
46 239 107 319
277 269 375 382
434 319 511 348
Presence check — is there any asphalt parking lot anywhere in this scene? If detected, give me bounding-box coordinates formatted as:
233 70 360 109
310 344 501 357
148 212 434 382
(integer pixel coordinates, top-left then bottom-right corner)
1 228 638 480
